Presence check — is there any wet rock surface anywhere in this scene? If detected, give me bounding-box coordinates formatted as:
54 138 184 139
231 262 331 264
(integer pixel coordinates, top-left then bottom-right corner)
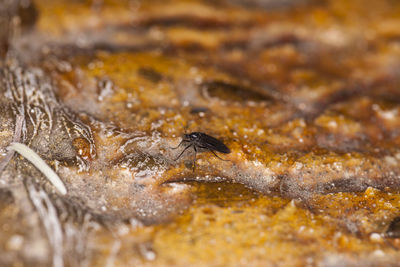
1 0 400 266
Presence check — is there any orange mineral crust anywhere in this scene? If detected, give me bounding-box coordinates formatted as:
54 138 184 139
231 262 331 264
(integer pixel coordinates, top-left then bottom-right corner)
1 0 400 266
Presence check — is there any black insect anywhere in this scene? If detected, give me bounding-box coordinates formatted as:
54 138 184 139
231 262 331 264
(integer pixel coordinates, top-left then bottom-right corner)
171 132 231 171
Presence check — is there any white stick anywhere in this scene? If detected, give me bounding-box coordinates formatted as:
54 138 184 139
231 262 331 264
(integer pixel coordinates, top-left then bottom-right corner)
7 142 67 195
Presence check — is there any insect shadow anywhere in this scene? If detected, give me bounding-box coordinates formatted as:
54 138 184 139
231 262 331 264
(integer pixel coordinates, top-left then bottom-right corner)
171 132 231 172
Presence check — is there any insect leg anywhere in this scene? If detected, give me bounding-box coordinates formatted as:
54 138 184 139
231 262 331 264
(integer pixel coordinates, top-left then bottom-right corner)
170 139 185 149
192 145 197 172
211 150 230 161
174 144 192 161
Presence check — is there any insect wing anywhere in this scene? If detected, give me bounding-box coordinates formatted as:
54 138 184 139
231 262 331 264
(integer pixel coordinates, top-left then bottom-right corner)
200 133 231 154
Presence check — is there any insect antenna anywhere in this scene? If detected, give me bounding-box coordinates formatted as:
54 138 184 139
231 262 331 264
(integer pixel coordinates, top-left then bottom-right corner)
183 120 192 135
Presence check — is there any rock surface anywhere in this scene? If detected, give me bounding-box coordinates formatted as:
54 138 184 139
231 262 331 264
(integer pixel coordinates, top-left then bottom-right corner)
1 0 400 266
